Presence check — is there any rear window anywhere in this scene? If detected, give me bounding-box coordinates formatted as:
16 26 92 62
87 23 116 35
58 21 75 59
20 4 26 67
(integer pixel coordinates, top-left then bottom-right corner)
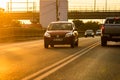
105 18 120 24
48 23 73 30
86 30 93 32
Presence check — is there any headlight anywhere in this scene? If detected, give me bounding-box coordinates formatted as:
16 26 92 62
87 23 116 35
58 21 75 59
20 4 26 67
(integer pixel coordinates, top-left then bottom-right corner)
92 33 94 35
44 32 51 37
65 32 73 37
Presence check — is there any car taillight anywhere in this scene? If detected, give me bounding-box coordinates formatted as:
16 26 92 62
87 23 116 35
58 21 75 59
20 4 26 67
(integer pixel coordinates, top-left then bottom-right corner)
101 25 105 33
114 17 119 20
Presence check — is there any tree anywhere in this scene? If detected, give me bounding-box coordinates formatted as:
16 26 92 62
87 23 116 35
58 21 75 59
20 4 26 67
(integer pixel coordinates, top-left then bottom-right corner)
0 13 22 28
72 19 84 31
72 19 101 32
0 13 10 25
84 21 100 31
11 20 22 27
30 18 39 24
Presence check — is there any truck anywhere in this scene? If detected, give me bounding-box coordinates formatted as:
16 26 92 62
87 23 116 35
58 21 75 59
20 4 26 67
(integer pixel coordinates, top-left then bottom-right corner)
101 17 120 46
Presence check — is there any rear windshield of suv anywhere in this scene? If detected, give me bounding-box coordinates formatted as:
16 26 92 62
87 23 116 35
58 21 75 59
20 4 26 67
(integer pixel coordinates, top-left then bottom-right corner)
105 18 120 24
48 23 73 30
86 30 94 33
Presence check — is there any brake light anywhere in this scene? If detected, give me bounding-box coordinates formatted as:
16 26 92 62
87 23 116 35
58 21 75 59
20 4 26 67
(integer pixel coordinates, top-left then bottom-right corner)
114 17 119 20
101 25 105 33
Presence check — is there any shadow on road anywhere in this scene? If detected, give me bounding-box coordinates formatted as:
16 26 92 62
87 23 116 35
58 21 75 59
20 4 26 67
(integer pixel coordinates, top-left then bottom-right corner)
104 44 120 48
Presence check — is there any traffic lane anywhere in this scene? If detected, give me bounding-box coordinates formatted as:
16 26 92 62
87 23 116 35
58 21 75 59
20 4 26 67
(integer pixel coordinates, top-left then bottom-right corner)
78 36 100 47
0 37 99 80
43 42 120 80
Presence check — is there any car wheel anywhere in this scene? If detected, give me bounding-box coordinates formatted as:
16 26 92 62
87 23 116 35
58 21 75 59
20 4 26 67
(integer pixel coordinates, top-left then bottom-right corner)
101 37 107 46
75 39 78 47
70 42 75 48
50 44 54 47
44 41 49 48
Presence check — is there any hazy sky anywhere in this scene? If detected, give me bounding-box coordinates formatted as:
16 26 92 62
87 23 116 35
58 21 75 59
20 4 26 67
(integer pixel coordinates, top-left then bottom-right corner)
68 0 120 11
0 0 120 11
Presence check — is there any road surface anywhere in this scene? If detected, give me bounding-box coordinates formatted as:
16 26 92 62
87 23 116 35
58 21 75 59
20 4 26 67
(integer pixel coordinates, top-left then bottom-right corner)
0 37 120 80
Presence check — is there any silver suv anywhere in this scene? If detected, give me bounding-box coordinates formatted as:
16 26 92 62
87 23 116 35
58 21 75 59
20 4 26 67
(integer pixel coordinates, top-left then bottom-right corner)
84 29 94 37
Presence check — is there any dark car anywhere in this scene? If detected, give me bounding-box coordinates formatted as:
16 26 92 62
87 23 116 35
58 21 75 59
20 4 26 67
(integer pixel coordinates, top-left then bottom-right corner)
44 21 79 48
84 29 94 37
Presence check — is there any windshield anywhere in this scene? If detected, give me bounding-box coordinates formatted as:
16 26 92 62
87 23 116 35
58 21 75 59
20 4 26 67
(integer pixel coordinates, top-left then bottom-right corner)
86 30 93 33
48 23 73 30
96 30 101 32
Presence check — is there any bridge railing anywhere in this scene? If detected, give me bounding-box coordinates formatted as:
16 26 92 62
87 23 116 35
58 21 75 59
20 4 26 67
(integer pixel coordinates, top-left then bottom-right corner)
69 10 120 12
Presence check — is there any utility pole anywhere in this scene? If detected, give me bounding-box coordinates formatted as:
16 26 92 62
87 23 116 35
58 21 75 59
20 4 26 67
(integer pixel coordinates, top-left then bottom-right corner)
27 0 28 12
94 0 96 11
10 0 12 12
56 0 59 21
105 0 107 11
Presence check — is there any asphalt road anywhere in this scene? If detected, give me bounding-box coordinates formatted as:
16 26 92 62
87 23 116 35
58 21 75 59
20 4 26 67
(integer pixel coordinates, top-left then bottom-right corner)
43 40 120 80
0 37 120 80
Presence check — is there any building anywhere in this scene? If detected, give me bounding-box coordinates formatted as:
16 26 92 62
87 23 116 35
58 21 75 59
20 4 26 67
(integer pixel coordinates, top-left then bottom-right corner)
40 0 68 28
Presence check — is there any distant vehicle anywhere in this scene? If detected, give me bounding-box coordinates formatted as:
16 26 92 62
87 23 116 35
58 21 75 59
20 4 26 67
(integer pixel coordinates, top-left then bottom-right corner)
95 29 101 36
101 17 120 46
44 21 79 48
84 29 94 37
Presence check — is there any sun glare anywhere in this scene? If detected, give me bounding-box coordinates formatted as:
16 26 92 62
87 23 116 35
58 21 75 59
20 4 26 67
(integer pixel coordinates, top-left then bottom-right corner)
0 0 9 9
0 0 39 11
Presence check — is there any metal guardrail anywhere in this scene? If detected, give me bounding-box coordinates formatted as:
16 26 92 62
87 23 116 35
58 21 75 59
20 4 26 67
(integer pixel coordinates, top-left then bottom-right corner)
0 27 45 43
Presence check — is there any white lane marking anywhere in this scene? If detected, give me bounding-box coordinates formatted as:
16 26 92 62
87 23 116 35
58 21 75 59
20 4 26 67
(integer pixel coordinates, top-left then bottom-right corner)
22 42 100 80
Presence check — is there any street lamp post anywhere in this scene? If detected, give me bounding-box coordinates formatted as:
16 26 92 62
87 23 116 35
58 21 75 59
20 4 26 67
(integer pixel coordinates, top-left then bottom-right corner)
56 0 59 21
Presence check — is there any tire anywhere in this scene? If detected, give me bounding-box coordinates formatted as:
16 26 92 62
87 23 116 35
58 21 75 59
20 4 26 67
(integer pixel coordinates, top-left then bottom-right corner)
70 42 75 48
75 39 78 47
50 44 54 47
101 37 107 46
44 41 49 48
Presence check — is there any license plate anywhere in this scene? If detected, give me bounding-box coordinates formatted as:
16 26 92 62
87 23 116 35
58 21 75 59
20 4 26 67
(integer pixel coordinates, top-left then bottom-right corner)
53 38 63 41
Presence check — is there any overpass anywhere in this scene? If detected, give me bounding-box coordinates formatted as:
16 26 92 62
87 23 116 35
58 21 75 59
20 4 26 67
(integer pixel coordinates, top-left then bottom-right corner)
3 0 120 20
4 11 120 20
4 12 39 20
68 11 120 19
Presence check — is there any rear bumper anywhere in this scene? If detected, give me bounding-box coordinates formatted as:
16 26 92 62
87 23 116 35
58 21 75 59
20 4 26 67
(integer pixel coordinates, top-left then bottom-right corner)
85 34 94 37
102 33 120 41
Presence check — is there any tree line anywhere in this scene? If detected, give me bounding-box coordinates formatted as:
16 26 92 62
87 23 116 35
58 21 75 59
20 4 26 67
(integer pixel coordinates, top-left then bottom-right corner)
72 19 102 32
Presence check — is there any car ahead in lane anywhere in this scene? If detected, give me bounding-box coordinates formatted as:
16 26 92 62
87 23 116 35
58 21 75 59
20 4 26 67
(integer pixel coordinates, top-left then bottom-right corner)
44 21 79 48
84 29 95 37
101 17 120 46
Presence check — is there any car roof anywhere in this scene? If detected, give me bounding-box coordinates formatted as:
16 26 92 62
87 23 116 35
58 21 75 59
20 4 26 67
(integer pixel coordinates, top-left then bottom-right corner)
86 29 93 31
106 17 120 19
